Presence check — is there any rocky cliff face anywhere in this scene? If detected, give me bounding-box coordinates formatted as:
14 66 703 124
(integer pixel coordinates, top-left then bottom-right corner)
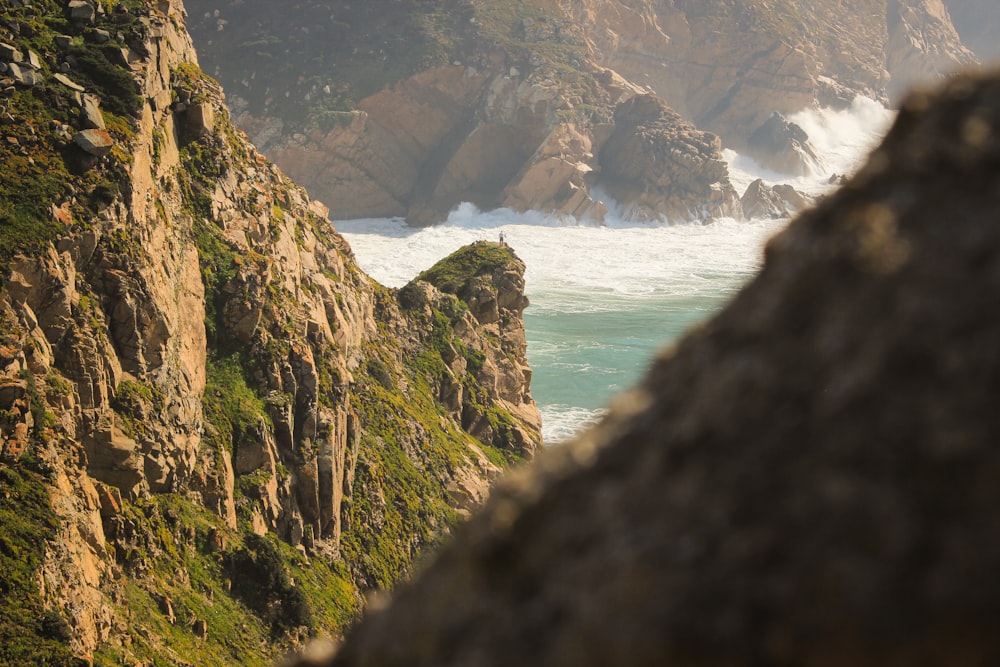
186 0 977 224
298 67 1000 667
0 1 539 664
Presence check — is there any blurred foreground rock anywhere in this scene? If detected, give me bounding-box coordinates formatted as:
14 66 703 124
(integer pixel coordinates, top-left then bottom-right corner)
300 70 1000 666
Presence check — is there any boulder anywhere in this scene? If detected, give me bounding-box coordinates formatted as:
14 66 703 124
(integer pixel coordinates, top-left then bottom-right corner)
308 71 1000 667
599 94 742 222
68 0 96 24
740 179 812 220
740 178 788 219
185 101 214 138
73 128 113 156
745 112 822 176
53 73 86 93
80 95 105 130
8 63 42 87
0 43 22 63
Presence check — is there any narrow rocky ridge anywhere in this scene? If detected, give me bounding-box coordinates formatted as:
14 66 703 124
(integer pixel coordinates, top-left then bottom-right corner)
0 1 539 664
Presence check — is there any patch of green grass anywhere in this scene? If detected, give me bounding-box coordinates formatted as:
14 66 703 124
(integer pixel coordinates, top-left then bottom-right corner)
415 240 514 297
94 495 278 667
0 465 79 666
225 533 313 636
202 353 270 454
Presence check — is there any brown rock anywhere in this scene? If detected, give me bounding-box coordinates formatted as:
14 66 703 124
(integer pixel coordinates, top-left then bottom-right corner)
308 70 1000 667
740 178 788 219
185 102 214 138
599 94 742 221
745 112 821 176
73 129 113 157
740 179 812 220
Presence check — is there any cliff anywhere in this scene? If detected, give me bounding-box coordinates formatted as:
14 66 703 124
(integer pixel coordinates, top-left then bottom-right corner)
0 1 539 664
298 67 1000 667
185 0 977 224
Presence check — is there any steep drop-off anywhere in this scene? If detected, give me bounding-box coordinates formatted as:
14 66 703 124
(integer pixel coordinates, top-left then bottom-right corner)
0 1 539 664
186 0 976 224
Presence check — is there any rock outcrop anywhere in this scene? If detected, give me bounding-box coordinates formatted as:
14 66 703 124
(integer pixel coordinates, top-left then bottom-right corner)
745 112 822 176
0 1 539 663
599 94 742 221
740 179 811 220
298 69 1000 667
185 0 978 225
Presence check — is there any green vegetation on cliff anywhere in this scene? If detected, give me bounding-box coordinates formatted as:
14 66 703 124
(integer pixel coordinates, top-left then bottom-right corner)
0 0 144 276
185 0 591 134
0 464 77 667
186 0 478 130
0 3 538 665
417 241 516 295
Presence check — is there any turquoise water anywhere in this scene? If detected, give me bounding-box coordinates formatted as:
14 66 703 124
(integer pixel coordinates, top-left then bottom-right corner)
334 96 892 442
337 212 781 442
525 291 737 437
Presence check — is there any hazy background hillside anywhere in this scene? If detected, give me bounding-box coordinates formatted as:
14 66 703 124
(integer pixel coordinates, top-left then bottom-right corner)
184 0 989 225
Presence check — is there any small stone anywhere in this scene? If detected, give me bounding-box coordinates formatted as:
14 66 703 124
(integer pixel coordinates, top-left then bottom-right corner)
54 35 72 51
0 43 21 63
51 202 73 225
91 28 110 43
25 50 41 70
53 72 85 92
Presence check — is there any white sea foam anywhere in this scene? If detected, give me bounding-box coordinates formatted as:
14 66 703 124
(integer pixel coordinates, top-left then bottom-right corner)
336 96 894 443
725 96 895 197
337 212 782 444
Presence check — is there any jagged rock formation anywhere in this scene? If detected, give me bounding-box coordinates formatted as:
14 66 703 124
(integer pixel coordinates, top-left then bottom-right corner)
295 69 1000 667
744 112 821 176
740 179 811 220
598 94 741 221
575 0 975 143
0 1 539 664
185 0 976 225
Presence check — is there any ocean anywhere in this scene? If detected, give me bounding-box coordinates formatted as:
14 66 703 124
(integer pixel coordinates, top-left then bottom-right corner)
336 97 893 443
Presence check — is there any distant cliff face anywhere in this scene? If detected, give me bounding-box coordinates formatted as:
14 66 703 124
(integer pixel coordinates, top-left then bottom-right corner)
0 0 538 663
186 0 975 225
549 0 973 143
